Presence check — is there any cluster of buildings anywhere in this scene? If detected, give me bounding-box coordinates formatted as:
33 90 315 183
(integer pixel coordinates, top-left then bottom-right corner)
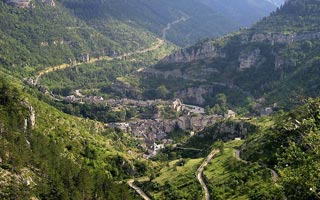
106 98 166 108
64 94 169 108
177 115 222 132
108 99 230 157
65 95 105 105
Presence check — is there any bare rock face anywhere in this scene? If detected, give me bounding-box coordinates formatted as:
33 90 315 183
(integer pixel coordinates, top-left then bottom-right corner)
21 101 36 131
211 120 254 141
0 123 4 135
42 0 55 7
28 104 36 130
6 0 31 8
239 48 261 70
175 86 209 105
6 0 55 7
250 32 320 44
161 42 225 64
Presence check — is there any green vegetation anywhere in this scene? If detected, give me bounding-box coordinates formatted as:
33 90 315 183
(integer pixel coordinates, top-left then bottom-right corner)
139 0 320 112
137 158 203 200
39 41 175 99
204 141 282 200
0 73 149 199
242 98 320 199
59 0 275 47
2 0 320 199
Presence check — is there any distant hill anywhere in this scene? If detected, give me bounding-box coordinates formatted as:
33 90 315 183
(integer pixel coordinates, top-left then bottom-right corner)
0 0 277 78
198 0 277 27
59 0 277 46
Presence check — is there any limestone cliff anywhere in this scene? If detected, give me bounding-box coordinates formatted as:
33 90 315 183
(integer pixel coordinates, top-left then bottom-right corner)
250 31 320 44
175 86 211 105
42 0 55 7
6 0 31 8
211 120 256 141
6 0 55 7
21 101 36 131
161 41 225 64
238 48 262 70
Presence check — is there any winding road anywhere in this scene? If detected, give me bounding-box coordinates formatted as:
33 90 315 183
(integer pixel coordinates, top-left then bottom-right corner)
233 149 286 199
128 179 151 200
162 16 189 40
33 15 190 85
233 149 279 182
196 149 220 200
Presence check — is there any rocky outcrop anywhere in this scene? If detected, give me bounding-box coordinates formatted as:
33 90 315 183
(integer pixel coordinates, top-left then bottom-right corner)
274 55 295 69
6 0 55 7
239 48 261 70
28 104 36 130
211 120 256 141
21 101 36 131
250 32 320 44
161 42 225 64
175 86 210 105
6 0 31 8
0 123 4 135
42 0 55 7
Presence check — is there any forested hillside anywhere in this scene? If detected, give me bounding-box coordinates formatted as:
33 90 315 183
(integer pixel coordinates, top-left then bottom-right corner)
138 0 320 112
2 0 320 199
58 0 276 46
0 0 162 77
0 73 149 199
199 0 277 26
241 98 320 199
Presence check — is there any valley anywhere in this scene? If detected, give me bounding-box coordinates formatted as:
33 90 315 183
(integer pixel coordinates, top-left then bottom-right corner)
1 0 320 199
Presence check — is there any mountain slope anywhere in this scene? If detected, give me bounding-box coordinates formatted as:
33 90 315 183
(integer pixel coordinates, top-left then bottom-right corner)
139 0 320 111
59 0 277 46
0 72 149 199
199 0 277 26
0 0 164 77
241 98 320 199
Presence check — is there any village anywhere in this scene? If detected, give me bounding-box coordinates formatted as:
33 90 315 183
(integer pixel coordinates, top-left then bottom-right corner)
107 99 236 157
24 77 275 157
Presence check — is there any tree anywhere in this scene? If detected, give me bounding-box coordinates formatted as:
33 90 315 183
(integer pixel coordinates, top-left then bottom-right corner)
214 93 227 114
156 85 169 99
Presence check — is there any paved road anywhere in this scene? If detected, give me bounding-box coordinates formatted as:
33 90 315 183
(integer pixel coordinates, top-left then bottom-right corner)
128 179 151 200
234 149 248 164
162 16 189 40
196 149 220 200
233 149 280 182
